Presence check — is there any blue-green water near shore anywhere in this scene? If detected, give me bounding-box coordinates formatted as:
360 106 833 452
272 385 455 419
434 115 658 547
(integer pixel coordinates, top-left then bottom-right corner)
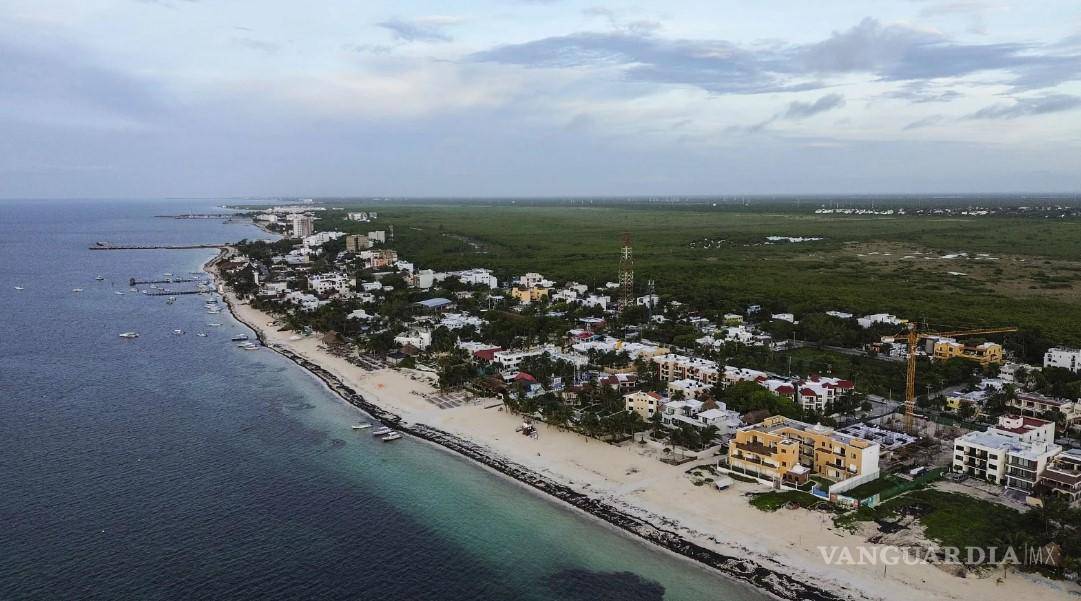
0 199 772 601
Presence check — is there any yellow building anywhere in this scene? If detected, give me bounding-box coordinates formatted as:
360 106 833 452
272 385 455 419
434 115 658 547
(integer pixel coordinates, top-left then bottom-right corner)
512 285 549 304
932 338 1003 365
624 390 665 419
727 416 880 485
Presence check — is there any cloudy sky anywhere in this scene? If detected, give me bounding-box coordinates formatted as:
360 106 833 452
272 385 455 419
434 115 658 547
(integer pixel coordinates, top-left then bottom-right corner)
3 1 1081 197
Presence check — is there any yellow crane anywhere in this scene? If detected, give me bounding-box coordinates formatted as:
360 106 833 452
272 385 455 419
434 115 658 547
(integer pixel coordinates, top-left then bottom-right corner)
894 323 1018 431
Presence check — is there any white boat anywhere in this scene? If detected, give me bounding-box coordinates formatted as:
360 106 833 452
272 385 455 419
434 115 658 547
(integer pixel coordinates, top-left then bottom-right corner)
163 272 173 277
95 275 105 281
381 432 402 442
72 288 83 293
173 329 184 335
129 287 137 292
196 332 208 337
231 334 249 341
207 322 222 327
119 332 139 339
237 342 259 350
114 291 125 295
372 427 393 436
351 423 372 430
14 286 24 291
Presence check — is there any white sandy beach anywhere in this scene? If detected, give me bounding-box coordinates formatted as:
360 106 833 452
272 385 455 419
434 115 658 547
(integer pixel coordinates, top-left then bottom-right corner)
219 281 1077 601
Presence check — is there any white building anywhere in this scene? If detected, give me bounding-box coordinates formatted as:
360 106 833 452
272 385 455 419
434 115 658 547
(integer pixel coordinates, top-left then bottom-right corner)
308 273 349 295
952 415 1062 492
414 269 435 290
368 230 386 243
1044 347 1081 373
857 313 905 329
347 212 369 221
653 354 721 385
394 328 432 350
661 399 741 437
667 378 711 400
289 214 314 238
302 231 345 248
452 268 498 289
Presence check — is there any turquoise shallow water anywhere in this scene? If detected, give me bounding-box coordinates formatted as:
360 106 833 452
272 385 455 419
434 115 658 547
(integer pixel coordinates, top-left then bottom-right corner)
0 199 770 601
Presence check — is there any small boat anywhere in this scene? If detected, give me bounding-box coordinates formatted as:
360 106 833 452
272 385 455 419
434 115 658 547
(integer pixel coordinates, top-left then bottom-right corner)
231 334 249 341
172 329 184 335
351 423 372 430
166 296 176 304
196 332 208 337
208 322 222 327
372 427 392 436
163 273 173 277
129 287 137 292
237 342 259 350
119 332 139 339
72 288 83 293
14 286 24 291
95 275 105 281
381 432 402 442
114 291 125 295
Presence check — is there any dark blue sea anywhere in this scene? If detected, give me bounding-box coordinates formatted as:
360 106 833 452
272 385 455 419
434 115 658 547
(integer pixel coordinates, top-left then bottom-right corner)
0 199 768 601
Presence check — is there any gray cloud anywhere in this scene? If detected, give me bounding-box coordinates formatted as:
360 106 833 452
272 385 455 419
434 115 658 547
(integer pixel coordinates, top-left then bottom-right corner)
966 94 1081 119
885 82 963 103
782 93 846 119
232 37 280 53
903 115 946 130
471 17 1081 95
377 17 457 43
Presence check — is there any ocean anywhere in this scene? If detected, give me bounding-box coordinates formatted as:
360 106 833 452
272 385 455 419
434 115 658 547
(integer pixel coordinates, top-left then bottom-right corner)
0 199 771 601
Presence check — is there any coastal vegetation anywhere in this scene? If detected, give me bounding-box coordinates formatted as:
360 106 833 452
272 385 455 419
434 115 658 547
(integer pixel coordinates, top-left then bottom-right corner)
317 203 1081 350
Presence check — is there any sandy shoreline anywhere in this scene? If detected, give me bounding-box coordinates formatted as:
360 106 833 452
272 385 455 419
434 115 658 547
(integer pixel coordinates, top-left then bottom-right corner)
205 250 1078 601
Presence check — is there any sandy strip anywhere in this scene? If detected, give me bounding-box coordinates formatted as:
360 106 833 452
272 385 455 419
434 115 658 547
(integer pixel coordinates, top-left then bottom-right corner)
207 251 1078 601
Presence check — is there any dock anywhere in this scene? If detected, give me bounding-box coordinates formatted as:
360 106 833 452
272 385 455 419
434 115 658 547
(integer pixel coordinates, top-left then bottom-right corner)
144 289 206 296
154 214 240 219
89 242 226 250
129 277 203 286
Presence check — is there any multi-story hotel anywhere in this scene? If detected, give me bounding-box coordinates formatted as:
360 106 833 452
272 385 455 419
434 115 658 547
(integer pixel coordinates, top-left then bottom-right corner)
952 415 1062 493
726 416 880 486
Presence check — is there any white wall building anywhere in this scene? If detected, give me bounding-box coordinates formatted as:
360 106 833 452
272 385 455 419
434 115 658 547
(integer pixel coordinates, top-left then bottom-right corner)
952 415 1062 492
308 273 349 295
1045 347 1081 373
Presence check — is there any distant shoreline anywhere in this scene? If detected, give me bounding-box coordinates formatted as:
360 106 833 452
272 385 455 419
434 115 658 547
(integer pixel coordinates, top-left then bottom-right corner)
203 248 852 601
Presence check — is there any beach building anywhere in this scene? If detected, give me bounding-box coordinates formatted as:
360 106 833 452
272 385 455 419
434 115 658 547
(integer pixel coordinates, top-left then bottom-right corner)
951 415 1061 492
624 391 666 419
1037 449 1081 505
727 416 880 486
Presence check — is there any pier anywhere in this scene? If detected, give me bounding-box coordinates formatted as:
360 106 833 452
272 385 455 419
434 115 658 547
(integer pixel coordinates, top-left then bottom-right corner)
154 213 240 219
129 277 203 286
89 242 226 250
144 289 206 296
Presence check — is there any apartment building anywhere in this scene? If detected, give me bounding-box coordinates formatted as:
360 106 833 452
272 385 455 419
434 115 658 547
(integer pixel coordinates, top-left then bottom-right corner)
624 390 665 419
667 378 711 400
931 338 1004 365
307 273 349 295
727 416 880 486
1009 392 1081 429
289 214 314 238
1044 347 1081 373
511 285 549 305
652 354 721 385
345 234 370 252
952 415 1062 492
1037 449 1081 505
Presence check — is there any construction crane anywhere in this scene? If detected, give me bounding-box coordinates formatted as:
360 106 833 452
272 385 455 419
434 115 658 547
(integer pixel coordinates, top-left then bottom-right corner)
895 323 1018 432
